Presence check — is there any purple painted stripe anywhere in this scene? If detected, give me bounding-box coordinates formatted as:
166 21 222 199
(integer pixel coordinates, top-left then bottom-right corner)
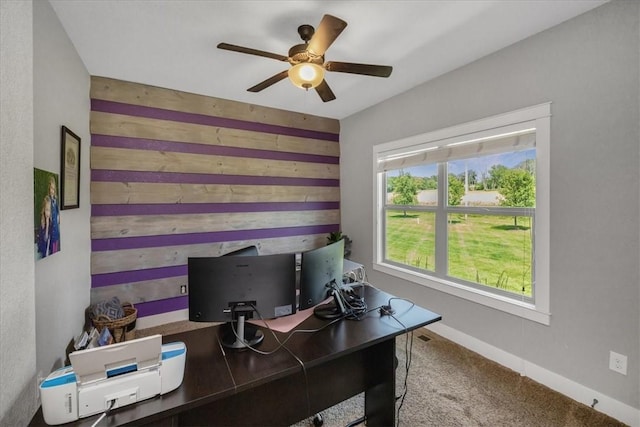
92 224 338 252
92 265 187 288
91 170 339 187
135 296 189 318
92 202 340 216
92 134 339 164
92 99 339 142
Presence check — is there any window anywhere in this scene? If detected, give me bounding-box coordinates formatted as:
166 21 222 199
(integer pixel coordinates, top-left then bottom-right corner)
373 104 550 324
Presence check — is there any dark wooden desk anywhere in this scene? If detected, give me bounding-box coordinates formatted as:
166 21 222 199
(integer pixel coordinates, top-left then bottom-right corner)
30 285 441 426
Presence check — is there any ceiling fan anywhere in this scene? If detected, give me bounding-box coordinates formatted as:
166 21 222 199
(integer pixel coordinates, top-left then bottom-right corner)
217 14 393 102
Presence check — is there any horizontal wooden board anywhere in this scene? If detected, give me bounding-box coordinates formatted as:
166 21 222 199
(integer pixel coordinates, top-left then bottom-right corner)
90 76 340 134
89 77 343 319
91 234 327 275
90 111 340 157
91 276 187 305
91 146 340 180
91 210 340 239
91 182 339 205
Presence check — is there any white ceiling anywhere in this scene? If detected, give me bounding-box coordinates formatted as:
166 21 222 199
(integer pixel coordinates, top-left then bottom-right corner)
50 0 606 120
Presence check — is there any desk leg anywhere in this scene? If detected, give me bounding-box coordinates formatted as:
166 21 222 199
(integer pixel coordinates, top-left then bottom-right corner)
364 338 396 426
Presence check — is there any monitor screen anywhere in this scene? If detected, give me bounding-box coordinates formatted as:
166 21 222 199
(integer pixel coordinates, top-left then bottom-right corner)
221 245 259 257
188 253 297 323
298 239 345 310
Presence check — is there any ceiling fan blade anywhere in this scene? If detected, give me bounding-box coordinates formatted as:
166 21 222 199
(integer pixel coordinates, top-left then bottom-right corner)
247 70 289 92
324 61 393 77
325 61 393 77
307 15 347 56
315 80 336 102
217 42 288 62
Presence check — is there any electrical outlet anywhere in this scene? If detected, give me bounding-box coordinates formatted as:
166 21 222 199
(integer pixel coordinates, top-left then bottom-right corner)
609 351 627 375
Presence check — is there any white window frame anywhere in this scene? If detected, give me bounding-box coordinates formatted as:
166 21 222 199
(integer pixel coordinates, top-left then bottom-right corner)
373 103 551 325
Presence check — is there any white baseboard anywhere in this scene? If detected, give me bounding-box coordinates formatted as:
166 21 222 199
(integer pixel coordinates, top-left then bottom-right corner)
425 323 639 427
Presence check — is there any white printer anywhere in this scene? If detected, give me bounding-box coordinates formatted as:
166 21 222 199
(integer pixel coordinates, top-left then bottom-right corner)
39 334 186 425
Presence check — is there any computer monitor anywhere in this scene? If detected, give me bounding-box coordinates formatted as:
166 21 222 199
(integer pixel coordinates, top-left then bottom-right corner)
188 253 296 349
298 239 345 317
222 245 259 257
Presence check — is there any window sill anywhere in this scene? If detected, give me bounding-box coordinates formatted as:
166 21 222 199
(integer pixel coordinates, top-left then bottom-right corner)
373 262 550 325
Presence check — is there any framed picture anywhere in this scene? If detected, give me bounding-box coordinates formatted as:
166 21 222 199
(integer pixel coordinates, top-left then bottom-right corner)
60 126 81 209
34 168 61 260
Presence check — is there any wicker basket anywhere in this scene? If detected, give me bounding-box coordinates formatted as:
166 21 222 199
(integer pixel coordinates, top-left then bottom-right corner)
91 302 137 343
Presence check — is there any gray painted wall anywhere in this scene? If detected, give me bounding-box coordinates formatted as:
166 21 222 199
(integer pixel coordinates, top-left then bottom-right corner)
0 1 90 424
341 0 639 411
33 0 91 381
0 1 37 424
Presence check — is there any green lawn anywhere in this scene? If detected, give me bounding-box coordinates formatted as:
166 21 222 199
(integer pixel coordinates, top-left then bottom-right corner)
386 210 532 296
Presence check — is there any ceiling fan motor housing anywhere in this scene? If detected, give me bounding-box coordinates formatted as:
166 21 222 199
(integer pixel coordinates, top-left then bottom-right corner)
297 24 314 42
288 43 323 65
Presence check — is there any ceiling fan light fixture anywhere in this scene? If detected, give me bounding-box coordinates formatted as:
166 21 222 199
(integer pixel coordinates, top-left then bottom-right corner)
288 63 324 90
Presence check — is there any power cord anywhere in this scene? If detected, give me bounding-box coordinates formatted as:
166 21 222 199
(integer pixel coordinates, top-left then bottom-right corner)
343 265 366 284
395 330 413 426
226 304 345 355
368 294 416 427
225 283 417 427
226 305 347 426
381 297 416 427
90 398 116 427
324 280 368 320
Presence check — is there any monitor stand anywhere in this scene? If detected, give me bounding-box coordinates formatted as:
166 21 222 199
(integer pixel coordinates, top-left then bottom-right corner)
313 288 347 320
221 314 264 350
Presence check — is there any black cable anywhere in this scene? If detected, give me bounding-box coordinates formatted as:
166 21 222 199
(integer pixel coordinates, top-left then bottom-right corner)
217 333 237 390
224 306 317 423
228 304 345 355
282 344 313 420
323 280 368 320
345 415 366 427
236 305 348 425
395 330 413 427
226 283 419 426
379 297 415 427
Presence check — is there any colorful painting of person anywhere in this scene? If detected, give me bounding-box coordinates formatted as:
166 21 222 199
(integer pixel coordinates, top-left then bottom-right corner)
47 175 60 253
34 169 61 261
37 195 52 258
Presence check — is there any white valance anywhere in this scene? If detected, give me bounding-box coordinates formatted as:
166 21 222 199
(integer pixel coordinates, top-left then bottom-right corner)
377 129 535 173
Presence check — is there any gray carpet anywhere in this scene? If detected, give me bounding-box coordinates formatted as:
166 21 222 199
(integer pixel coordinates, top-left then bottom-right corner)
290 330 626 427
138 323 626 427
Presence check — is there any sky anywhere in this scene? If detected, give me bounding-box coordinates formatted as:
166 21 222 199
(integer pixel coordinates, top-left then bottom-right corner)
390 148 536 179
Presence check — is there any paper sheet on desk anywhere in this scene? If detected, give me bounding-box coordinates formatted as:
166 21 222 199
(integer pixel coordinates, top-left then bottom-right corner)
248 306 316 333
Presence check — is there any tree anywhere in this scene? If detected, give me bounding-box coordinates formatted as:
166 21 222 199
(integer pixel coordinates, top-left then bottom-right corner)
516 158 535 175
448 174 465 206
415 175 437 190
386 176 396 193
467 169 478 188
499 169 535 227
486 164 509 190
457 170 477 189
392 172 419 216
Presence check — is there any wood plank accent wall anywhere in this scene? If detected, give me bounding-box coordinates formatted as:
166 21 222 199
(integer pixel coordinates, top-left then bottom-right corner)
90 77 341 318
